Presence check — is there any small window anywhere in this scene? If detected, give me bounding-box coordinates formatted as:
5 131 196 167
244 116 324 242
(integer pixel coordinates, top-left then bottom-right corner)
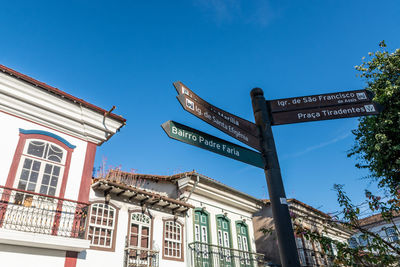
358 235 368 246
87 203 117 250
386 227 399 242
128 212 151 249
163 220 183 261
348 237 359 248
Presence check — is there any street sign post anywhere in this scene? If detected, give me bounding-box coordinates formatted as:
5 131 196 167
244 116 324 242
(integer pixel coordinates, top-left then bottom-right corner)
251 88 301 267
161 120 264 169
164 82 382 267
267 89 374 113
174 81 261 151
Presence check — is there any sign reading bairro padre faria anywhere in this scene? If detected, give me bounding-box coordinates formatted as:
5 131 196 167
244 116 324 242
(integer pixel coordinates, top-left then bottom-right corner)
161 120 263 168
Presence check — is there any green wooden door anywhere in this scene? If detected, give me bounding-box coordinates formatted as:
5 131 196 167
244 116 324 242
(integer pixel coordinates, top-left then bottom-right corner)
194 210 211 267
217 216 233 267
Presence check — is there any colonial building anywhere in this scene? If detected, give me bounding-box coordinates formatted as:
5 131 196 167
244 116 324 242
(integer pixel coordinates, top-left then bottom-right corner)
348 212 400 249
0 65 125 267
253 199 352 267
81 170 265 267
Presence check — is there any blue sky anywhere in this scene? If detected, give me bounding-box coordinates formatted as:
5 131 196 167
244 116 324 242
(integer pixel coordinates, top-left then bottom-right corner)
1 0 399 214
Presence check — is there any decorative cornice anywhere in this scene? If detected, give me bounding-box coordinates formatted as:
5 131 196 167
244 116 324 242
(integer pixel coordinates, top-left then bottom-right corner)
19 129 76 149
0 71 125 144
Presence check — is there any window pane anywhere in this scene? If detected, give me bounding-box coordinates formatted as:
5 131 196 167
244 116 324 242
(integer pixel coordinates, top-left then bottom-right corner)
27 182 36 191
27 141 45 157
53 166 60 176
40 185 48 194
20 170 29 181
42 174 50 185
47 145 63 163
17 180 27 190
50 177 58 187
48 187 56 196
23 158 32 169
141 236 149 248
30 171 38 182
32 161 41 171
44 164 52 174
142 226 149 236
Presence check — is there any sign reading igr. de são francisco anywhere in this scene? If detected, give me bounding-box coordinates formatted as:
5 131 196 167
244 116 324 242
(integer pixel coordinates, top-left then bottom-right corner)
161 120 264 169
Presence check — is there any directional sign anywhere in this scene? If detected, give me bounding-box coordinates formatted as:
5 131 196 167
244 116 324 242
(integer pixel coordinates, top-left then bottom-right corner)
173 82 260 150
267 89 374 113
161 120 264 169
176 94 261 151
271 102 381 125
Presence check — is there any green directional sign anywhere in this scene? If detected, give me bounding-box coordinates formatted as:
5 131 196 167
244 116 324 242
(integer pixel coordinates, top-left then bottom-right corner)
161 120 264 169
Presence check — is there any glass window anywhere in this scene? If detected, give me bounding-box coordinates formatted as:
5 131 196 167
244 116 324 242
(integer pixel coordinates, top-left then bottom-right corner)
348 237 359 248
296 237 307 266
358 235 368 246
14 139 65 200
386 227 399 242
129 212 151 249
88 203 116 248
163 220 183 259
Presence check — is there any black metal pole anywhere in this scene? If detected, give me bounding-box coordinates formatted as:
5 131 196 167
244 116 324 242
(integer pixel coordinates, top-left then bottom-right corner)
250 88 300 267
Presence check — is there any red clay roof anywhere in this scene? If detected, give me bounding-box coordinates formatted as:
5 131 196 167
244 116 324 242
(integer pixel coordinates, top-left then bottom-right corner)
358 211 400 227
93 178 194 209
262 198 331 219
105 169 196 184
0 64 126 123
103 169 263 203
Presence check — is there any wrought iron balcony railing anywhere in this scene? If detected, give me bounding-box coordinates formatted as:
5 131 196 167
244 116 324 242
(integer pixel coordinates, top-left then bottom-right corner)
125 247 159 267
298 248 333 267
0 185 88 238
189 241 266 267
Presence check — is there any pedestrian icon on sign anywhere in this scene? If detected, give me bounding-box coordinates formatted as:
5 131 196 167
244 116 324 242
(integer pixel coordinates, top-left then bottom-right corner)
357 92 367 100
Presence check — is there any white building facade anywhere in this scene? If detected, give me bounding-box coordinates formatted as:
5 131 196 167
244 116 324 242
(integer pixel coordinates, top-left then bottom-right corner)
348 213 400 249
0 65 125 267
79 170 265 267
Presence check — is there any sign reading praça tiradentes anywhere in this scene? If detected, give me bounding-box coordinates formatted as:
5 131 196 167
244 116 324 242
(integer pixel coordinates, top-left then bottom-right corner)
161 120 264 169
271 102 380 125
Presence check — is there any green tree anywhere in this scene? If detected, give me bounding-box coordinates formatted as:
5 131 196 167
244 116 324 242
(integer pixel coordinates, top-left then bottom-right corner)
349 41 400 192
293 185 400 267
260 43 400 266
297 42 400 266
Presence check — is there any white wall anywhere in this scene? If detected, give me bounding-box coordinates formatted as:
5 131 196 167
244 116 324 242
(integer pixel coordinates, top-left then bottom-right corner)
0 111 89 201
0 243 66 267
77 194 187 267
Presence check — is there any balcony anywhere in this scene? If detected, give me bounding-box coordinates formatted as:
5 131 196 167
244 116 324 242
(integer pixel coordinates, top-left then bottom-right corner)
125 247 159 267
298 248 333 267
0 185 90 251
188 241 266 267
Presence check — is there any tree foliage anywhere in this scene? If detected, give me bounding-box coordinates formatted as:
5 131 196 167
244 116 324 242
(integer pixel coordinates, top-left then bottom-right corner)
260 43 400 266
296 43 400 266
294 185 400 266
349 41 400 192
